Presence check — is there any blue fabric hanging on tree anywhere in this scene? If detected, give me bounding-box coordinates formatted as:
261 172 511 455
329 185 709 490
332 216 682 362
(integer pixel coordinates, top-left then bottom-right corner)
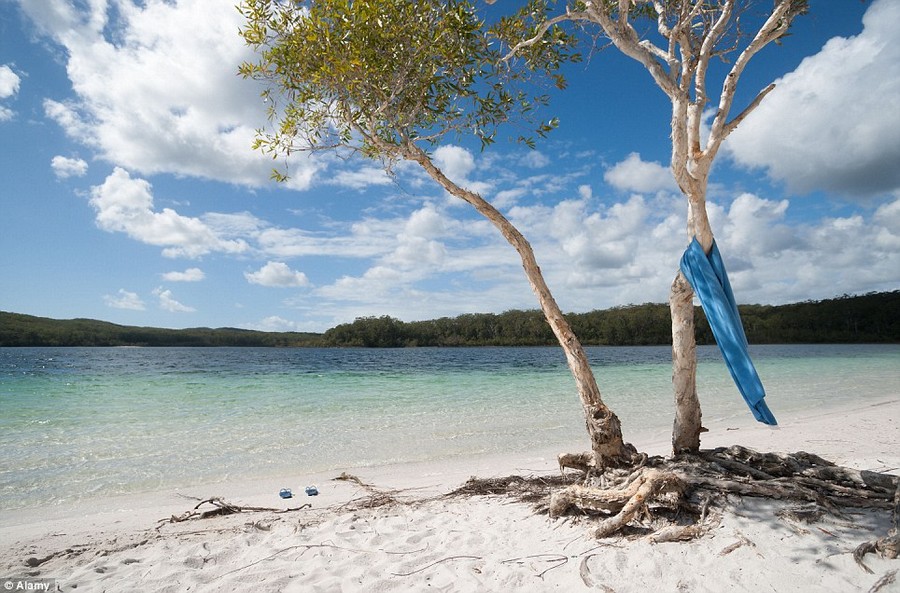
679 238 777 425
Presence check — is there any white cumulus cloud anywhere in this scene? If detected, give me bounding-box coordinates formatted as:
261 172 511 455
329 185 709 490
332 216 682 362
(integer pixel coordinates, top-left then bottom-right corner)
245 262 310 287
247 315 302 332
520 150 550 169
0 64 21 121
21 0 319 188
0 65 19 98
433 145 476 182
604 153 677 194
51 155 88 178
153 287 195 313
103 289 145 310
89 168 249 258
431 144 493 198
331 165 392 189
162 268 205 282
726 0 900 197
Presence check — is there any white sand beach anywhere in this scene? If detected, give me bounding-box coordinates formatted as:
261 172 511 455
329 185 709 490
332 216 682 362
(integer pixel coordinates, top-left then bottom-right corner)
2 398 898 592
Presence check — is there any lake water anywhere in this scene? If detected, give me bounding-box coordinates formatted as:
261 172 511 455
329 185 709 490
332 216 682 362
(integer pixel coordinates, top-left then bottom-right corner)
1 345 898 511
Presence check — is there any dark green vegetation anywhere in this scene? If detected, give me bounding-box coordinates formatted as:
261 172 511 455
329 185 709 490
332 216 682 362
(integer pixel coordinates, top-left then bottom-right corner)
0 314 323 347
1 292 896 347
323 291 899 347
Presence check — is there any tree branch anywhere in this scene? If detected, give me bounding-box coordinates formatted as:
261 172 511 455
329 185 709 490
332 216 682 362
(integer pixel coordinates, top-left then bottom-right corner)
583 3 678 97
695 0 734 107
501 11 591 63
708 0 799 148
723 82 775 136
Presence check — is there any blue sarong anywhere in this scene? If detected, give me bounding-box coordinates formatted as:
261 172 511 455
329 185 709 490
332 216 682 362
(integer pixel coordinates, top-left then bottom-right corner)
679 238 777 425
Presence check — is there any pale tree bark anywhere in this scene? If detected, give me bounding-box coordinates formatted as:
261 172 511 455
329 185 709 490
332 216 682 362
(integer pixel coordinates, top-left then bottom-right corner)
509 0 806 453
403 143 632 466
670 272 701 452
352 119 633 466
583 0 801 453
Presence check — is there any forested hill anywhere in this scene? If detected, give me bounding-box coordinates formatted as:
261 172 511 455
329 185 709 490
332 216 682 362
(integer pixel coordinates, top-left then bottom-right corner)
2 291 897 347
0 314 324 347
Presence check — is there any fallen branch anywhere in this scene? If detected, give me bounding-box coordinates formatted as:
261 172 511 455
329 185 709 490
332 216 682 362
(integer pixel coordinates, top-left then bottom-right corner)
333 472 377 491
718 534 754 556
159 497 311 525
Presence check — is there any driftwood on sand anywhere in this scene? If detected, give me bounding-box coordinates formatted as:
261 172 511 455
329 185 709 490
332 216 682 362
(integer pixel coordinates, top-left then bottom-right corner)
159 497 311 525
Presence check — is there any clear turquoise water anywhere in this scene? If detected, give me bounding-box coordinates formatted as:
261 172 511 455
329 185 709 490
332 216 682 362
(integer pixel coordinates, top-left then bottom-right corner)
1 345 897 510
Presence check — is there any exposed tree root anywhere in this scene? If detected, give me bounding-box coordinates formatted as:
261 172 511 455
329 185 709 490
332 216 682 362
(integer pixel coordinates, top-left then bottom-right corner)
448 473 578 504
563 446 899 548
855 485 900 573
453 444 899 570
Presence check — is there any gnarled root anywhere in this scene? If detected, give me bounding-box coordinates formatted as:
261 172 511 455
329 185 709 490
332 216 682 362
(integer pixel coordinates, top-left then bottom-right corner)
592 469 684 538
549 468 686 537
558 446 646 477
551 445 898 547
558 451 595 474
854 483 900 573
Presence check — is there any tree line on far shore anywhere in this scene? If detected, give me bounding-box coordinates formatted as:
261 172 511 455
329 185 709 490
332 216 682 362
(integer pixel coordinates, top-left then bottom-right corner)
0 315 322 348
1 291 896 348
323 291 899 347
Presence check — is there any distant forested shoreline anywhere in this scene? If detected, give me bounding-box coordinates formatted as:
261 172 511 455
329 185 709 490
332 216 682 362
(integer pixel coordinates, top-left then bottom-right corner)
1 291 897 348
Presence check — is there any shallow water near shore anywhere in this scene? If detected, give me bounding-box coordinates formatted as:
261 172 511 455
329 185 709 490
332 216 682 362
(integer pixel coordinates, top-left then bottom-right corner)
1 344 897 510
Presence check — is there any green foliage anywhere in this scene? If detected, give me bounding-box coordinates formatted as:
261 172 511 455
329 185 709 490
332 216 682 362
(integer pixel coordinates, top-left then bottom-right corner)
321 292 900 348
2 292 896 348
491 0 582 83
0 313 324 348
238 0 574 168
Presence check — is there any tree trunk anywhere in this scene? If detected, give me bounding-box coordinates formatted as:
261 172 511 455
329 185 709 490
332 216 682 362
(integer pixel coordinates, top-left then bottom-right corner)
408 145 631 466
539 0 804 458
670 85 714 452
670 271 702 453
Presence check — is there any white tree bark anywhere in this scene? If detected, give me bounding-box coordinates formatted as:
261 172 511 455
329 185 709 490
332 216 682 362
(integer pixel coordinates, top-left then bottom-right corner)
405 144 632 466
670 271 701 452
551 0 806 453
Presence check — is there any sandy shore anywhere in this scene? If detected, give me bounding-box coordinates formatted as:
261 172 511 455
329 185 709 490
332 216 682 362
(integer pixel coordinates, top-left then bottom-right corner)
2 398 898 592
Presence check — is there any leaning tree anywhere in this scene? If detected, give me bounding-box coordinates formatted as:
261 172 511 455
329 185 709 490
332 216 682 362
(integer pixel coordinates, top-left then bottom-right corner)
238 0 635 466
499 0 808 453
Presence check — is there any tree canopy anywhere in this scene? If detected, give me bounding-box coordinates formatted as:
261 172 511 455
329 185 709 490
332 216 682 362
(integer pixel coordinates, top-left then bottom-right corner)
238 0 571 174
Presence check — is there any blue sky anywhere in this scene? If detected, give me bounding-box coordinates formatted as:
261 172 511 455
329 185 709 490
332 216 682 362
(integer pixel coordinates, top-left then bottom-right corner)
1 0 898 333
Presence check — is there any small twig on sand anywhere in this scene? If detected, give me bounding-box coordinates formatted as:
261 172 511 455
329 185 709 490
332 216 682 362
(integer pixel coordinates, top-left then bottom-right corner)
718 534 754 556
391 555 483 577
333 472 377 491
867 570 897 593
501 553 569 578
